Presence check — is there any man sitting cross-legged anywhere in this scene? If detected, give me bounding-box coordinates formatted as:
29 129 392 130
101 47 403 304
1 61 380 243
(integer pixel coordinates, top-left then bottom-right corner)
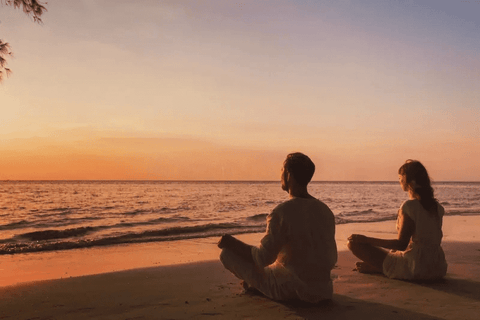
218 152 337 303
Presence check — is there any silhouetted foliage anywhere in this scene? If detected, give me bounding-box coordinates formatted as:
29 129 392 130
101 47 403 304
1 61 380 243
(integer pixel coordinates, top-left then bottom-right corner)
0 0 47 81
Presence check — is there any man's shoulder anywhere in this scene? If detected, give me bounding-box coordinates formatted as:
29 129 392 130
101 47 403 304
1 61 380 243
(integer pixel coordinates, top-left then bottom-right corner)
273 197 331 212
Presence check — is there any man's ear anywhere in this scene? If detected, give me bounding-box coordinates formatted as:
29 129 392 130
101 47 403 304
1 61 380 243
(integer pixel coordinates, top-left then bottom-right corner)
286 171 293 184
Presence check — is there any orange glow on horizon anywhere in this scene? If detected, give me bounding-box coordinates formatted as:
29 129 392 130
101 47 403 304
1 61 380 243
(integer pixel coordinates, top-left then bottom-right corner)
1 134 479 181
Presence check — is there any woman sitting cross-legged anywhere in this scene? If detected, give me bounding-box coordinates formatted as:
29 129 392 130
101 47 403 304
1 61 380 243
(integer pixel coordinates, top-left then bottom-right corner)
348 160 447 280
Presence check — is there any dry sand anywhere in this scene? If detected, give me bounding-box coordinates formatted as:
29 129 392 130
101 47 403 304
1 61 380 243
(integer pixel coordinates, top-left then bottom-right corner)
1 215 479 319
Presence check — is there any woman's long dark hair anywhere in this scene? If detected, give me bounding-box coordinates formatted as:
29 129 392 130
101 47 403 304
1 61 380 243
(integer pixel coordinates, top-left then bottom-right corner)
398 160 438 215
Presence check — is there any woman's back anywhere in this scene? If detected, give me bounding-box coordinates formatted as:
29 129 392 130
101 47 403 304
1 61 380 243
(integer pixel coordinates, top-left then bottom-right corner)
385 199 447 280
402 199 444 247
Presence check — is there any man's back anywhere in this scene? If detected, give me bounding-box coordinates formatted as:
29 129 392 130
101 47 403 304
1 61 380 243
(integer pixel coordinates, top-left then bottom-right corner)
251 197 337 301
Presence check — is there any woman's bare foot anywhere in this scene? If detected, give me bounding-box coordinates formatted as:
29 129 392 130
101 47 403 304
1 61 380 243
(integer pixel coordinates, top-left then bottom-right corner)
353 261 383 274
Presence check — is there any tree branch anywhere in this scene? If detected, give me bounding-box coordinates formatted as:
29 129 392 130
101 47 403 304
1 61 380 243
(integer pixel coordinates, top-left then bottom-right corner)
1 0 47 23
0 0 47 81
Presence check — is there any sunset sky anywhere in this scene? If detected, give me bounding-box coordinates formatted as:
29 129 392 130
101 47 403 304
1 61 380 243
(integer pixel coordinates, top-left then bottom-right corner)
1 0 479 181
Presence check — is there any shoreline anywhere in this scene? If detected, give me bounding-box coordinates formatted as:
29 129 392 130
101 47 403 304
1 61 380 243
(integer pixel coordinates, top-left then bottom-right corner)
2 212 478 256
1 215 478 287
1 216 479 319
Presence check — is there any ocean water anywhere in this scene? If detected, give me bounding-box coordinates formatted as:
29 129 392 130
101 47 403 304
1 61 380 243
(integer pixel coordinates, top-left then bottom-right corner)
0 181 479 255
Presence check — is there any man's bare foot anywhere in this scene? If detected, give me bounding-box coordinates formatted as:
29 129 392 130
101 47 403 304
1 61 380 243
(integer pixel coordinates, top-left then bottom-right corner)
353 261 383 274
241 281 262 295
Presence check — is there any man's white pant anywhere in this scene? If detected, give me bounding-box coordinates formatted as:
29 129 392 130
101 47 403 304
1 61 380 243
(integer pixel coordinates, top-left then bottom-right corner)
219 248 299 301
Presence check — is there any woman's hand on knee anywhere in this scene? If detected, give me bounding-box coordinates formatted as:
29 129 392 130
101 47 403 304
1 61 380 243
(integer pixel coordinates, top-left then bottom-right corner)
348 234 368 244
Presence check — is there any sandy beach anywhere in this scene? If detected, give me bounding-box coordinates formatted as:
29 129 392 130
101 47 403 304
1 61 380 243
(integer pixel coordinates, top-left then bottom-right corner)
1 215 479 319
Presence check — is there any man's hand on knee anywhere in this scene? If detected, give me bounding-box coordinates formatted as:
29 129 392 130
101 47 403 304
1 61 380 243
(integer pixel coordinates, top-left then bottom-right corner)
218 234 235 249
218 234 254 264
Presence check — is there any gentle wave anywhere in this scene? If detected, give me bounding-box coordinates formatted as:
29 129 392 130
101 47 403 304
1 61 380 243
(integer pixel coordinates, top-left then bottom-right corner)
0 220 30 231
335 209 397 223
46 207 78 212
122 206 193 215
335 215 397 225
123 209 150 215
111 216 191 228
0 223 264 255
337 208 378 217
0 213 407 255
4 208 478 255
444 209 480 216
18 226 98 241
247 213 269 221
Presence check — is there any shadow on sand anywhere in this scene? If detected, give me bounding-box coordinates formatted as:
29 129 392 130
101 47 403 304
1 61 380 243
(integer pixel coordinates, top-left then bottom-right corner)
280 295 443 320
413 276 480 302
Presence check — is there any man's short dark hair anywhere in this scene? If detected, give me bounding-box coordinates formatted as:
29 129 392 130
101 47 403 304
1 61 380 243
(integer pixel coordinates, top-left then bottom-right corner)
283 152 315 187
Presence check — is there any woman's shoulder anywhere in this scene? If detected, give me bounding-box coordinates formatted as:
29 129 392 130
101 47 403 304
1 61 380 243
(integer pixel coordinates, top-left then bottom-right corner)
401 199 444 216
399 199 421 218
400 199 418 209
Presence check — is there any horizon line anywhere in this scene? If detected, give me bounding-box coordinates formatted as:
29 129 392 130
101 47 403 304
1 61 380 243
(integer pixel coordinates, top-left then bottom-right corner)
1 180 479 183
